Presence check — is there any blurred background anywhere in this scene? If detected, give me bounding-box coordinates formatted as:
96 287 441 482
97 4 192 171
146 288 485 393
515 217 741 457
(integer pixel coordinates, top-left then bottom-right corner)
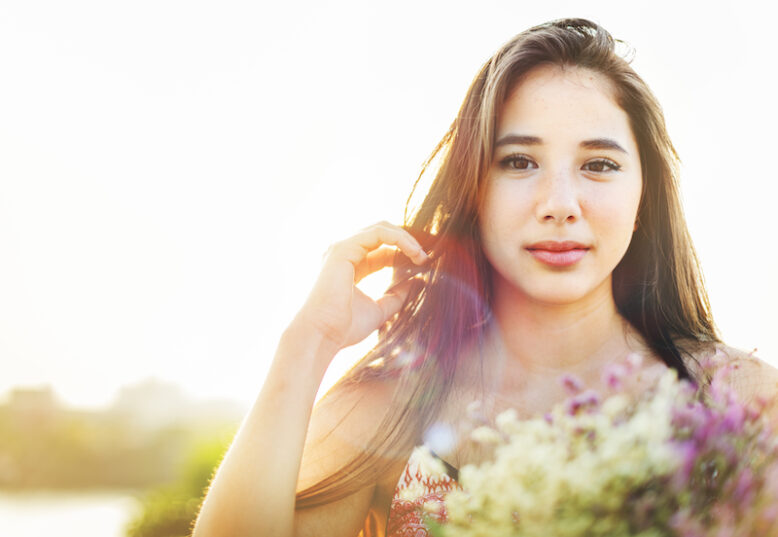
1 0 775 535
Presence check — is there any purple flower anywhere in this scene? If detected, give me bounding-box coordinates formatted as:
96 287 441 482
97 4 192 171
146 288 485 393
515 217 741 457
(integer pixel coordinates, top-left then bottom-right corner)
722 403 746 434
565 389 601 416
672 440 700 485
560 374 584 395
671 403 705 431
679 378 699 397
601 363 628 390
732 467 755 506
692 418 716 446
709 365 739 407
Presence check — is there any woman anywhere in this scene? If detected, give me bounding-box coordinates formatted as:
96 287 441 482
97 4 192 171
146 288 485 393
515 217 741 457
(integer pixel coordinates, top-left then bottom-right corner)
192 18 778 537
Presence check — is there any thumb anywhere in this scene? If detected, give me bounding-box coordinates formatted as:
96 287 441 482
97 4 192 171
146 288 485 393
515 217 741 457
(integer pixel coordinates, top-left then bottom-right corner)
375 277 417 324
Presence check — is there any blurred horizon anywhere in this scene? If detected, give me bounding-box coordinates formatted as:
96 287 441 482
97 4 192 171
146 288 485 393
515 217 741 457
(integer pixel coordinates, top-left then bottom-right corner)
0 376 247 415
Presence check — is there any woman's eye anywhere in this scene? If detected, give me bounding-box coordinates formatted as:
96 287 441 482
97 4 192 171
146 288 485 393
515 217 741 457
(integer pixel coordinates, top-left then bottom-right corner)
500 154 537 171
582 159 621 173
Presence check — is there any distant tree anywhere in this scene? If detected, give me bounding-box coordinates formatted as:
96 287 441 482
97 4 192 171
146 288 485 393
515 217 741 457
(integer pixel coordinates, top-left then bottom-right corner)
125 428 234 537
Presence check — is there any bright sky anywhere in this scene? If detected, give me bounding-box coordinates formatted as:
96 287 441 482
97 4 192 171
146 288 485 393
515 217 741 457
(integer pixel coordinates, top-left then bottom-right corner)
1 1 776 409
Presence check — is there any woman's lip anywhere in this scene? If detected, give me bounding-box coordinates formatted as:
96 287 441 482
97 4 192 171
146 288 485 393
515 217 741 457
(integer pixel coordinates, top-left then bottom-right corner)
527 241 589 251
526 248 588 267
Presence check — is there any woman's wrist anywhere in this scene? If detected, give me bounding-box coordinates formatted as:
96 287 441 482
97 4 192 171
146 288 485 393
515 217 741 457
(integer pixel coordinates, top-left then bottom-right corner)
278 316 342 377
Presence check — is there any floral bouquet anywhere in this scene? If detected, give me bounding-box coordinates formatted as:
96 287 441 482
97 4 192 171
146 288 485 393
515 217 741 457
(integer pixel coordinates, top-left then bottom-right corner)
421 354 778 537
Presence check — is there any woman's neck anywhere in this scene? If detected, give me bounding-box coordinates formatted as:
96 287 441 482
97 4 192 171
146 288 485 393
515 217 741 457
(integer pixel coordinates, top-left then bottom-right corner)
442 282 666 468
488 276 642 381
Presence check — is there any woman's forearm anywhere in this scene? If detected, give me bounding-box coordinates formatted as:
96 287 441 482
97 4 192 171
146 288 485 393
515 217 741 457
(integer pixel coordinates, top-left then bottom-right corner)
192 223 424 536
191 319 338 537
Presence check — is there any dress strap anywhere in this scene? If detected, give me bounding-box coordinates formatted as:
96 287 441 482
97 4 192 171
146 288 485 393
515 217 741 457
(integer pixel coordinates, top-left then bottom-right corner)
428 449 459 481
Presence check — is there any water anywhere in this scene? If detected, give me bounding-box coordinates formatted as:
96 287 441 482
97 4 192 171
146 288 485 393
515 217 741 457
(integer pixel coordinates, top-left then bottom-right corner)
0 491 141 537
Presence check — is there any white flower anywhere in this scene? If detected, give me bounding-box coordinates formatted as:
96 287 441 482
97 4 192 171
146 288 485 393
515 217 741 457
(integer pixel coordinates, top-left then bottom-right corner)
495 408 519 434
601 393 630 418
471 425 502 444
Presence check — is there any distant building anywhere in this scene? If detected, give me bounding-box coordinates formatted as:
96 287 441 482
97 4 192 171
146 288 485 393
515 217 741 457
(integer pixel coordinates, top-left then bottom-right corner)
5 386 60 429
109 378 244 430
109 378 190 430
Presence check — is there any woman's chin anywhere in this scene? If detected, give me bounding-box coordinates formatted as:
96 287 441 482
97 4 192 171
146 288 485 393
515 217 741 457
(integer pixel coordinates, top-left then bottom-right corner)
513 279 608 307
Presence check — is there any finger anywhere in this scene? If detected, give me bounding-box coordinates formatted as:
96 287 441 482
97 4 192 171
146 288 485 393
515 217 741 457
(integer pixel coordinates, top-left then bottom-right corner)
354 246 397 283
356 245 432 285
355 224 427 263
326 223 429 267
372 223 434 264
401 226 437 253
375 278 416 323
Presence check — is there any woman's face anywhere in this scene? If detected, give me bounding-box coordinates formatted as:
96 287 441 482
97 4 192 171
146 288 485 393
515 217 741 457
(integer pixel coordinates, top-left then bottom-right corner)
478 64 642 307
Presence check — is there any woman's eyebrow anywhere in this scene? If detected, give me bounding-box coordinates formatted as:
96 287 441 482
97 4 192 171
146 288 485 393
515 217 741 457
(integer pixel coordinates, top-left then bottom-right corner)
494 134 542 147
579 137 628 154
494 134 628 155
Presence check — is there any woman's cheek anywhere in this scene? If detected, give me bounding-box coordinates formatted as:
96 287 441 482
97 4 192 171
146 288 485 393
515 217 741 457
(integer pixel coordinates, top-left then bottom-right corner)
599 196 641 253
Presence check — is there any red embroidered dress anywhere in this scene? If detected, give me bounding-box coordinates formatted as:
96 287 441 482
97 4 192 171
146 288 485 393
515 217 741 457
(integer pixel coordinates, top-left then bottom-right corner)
385 448 462 537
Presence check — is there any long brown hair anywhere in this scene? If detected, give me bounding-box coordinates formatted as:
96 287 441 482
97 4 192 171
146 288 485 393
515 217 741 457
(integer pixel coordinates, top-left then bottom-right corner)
296 16 721 521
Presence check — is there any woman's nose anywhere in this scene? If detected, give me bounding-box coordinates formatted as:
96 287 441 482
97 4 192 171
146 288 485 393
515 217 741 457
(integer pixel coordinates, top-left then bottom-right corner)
534 168 582 224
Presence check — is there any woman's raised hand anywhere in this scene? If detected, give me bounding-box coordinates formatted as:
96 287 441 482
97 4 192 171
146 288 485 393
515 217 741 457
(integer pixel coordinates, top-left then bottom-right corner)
295 221 430 353
193 222 429 537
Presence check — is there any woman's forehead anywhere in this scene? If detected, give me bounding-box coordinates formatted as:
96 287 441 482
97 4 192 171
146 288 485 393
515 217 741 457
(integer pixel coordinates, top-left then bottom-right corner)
497 65 633 148
504 64 618 108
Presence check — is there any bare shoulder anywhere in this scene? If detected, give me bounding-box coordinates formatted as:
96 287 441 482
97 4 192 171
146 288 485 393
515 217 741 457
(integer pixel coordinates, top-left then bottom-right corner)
712 343 778 397
293 372 405 537
696 342 778 428
298 373 399 491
